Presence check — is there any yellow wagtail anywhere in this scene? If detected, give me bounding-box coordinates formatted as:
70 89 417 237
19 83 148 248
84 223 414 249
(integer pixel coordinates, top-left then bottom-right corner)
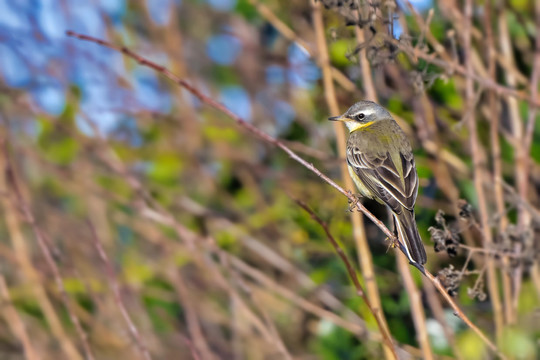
329 101 427 265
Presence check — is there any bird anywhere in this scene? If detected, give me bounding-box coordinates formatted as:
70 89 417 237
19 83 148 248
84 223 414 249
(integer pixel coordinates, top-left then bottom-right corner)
329 101 427 265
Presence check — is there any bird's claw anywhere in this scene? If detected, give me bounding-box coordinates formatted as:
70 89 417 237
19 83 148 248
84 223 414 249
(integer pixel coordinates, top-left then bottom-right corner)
347 192 362 212
384 236 401 253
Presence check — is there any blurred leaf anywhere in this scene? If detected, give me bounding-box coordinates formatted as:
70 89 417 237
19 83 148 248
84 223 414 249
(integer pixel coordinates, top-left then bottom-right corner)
42 137 80 165
501 327 537 359
235 0 257 19
457 329 487 360
148 153 184 184
215 229 238 251
203 125 240 142
429 78 463 110
143 293 181 333
123 252 155 285
63 278 87 294
329 39 355 67
311 323 366 360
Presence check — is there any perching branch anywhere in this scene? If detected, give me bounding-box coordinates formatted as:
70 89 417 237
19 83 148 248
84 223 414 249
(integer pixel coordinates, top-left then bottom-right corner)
65 31 506 358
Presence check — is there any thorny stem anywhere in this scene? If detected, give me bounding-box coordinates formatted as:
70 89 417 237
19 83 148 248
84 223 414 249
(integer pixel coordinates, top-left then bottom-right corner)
65 31 506 359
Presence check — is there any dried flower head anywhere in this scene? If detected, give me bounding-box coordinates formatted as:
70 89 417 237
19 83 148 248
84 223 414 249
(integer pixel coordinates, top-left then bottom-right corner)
438 265 461 297
467 277 487 301
429 210 460 257
457 199 472 219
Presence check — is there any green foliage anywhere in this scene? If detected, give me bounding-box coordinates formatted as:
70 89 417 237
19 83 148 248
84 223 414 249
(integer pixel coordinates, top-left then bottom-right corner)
429 78 463 110
457 329 487 360
500 327 537 359
148 152 185 185
329 39 356 67
310 324 367 360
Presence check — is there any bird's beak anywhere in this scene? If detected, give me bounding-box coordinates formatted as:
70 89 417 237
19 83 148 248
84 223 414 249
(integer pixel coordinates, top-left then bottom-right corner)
328 115 347 122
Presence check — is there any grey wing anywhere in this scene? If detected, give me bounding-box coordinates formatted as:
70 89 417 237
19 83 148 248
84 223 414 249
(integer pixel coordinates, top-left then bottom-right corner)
346 146 418 213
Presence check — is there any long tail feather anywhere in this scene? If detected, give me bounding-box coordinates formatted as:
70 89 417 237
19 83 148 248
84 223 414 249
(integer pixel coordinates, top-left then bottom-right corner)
393 211 427 265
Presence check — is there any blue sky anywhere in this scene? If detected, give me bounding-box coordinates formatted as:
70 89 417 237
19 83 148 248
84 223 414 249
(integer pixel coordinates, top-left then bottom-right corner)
0 0 430 138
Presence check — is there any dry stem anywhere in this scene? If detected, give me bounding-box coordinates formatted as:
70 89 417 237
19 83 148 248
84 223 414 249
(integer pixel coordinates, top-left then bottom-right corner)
311 2 394 358
463 0 504 344
86 220 153 360
1 139 91 360
295 199 396 357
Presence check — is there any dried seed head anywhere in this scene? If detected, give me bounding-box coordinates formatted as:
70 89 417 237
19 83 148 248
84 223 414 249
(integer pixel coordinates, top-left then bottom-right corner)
457 199 472 219
438 265 461 297
435 209 446 226
429 211 460 257
467 277 487 301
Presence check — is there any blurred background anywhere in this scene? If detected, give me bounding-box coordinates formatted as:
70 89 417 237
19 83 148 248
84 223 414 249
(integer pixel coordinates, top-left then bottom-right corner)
0 0 538 359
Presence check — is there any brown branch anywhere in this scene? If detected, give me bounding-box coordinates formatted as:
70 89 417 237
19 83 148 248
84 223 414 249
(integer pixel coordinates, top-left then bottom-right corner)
392 38 540 107
168 269 217 360
310 2 394 358
86 220 153 360
65 31 505 358
0 275 41 360
1 139 92 360
483 0 513 325
353 8 432 357
422 278 463 359
397 255 433 360
463 0 504 345
179 334 202 360
295 199 397 357
525 2 540 151
496 1 528 325
522 0 540 303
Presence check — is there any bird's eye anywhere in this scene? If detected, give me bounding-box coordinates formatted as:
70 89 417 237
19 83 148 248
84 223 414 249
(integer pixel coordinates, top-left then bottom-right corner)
356 113 365 121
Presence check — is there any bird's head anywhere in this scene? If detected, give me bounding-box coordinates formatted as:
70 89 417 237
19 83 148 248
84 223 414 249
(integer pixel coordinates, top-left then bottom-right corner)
328 101 391 132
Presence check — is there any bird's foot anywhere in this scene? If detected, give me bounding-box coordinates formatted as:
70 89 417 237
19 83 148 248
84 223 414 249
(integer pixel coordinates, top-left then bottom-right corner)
385 236 401 253
347 192 362 212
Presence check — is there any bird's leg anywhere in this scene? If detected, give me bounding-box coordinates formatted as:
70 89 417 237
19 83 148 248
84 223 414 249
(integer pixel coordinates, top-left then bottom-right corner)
385 218 401 252
347 191 362 212
385 236 401 252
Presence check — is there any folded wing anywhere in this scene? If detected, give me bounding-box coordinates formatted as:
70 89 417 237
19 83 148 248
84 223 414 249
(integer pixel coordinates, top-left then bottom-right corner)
346 147 418 214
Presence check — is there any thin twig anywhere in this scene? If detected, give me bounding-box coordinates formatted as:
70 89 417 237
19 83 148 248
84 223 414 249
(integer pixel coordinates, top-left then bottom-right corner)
483 0 513 325
422 278 463 359
86 220 153 360
295 199 397 357
168 270 217 360
0 275 41 360
65 31 505 358
1 139 91 360
464 0 504 345
397 254 433 360
353 9 432 358
310 2 394 358
179 334 202 360
391 37 540 107
496 0 527 325
522 0 540 303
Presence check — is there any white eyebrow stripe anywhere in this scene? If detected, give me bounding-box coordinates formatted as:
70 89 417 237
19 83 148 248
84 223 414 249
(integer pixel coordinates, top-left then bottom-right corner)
350 108 375 117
